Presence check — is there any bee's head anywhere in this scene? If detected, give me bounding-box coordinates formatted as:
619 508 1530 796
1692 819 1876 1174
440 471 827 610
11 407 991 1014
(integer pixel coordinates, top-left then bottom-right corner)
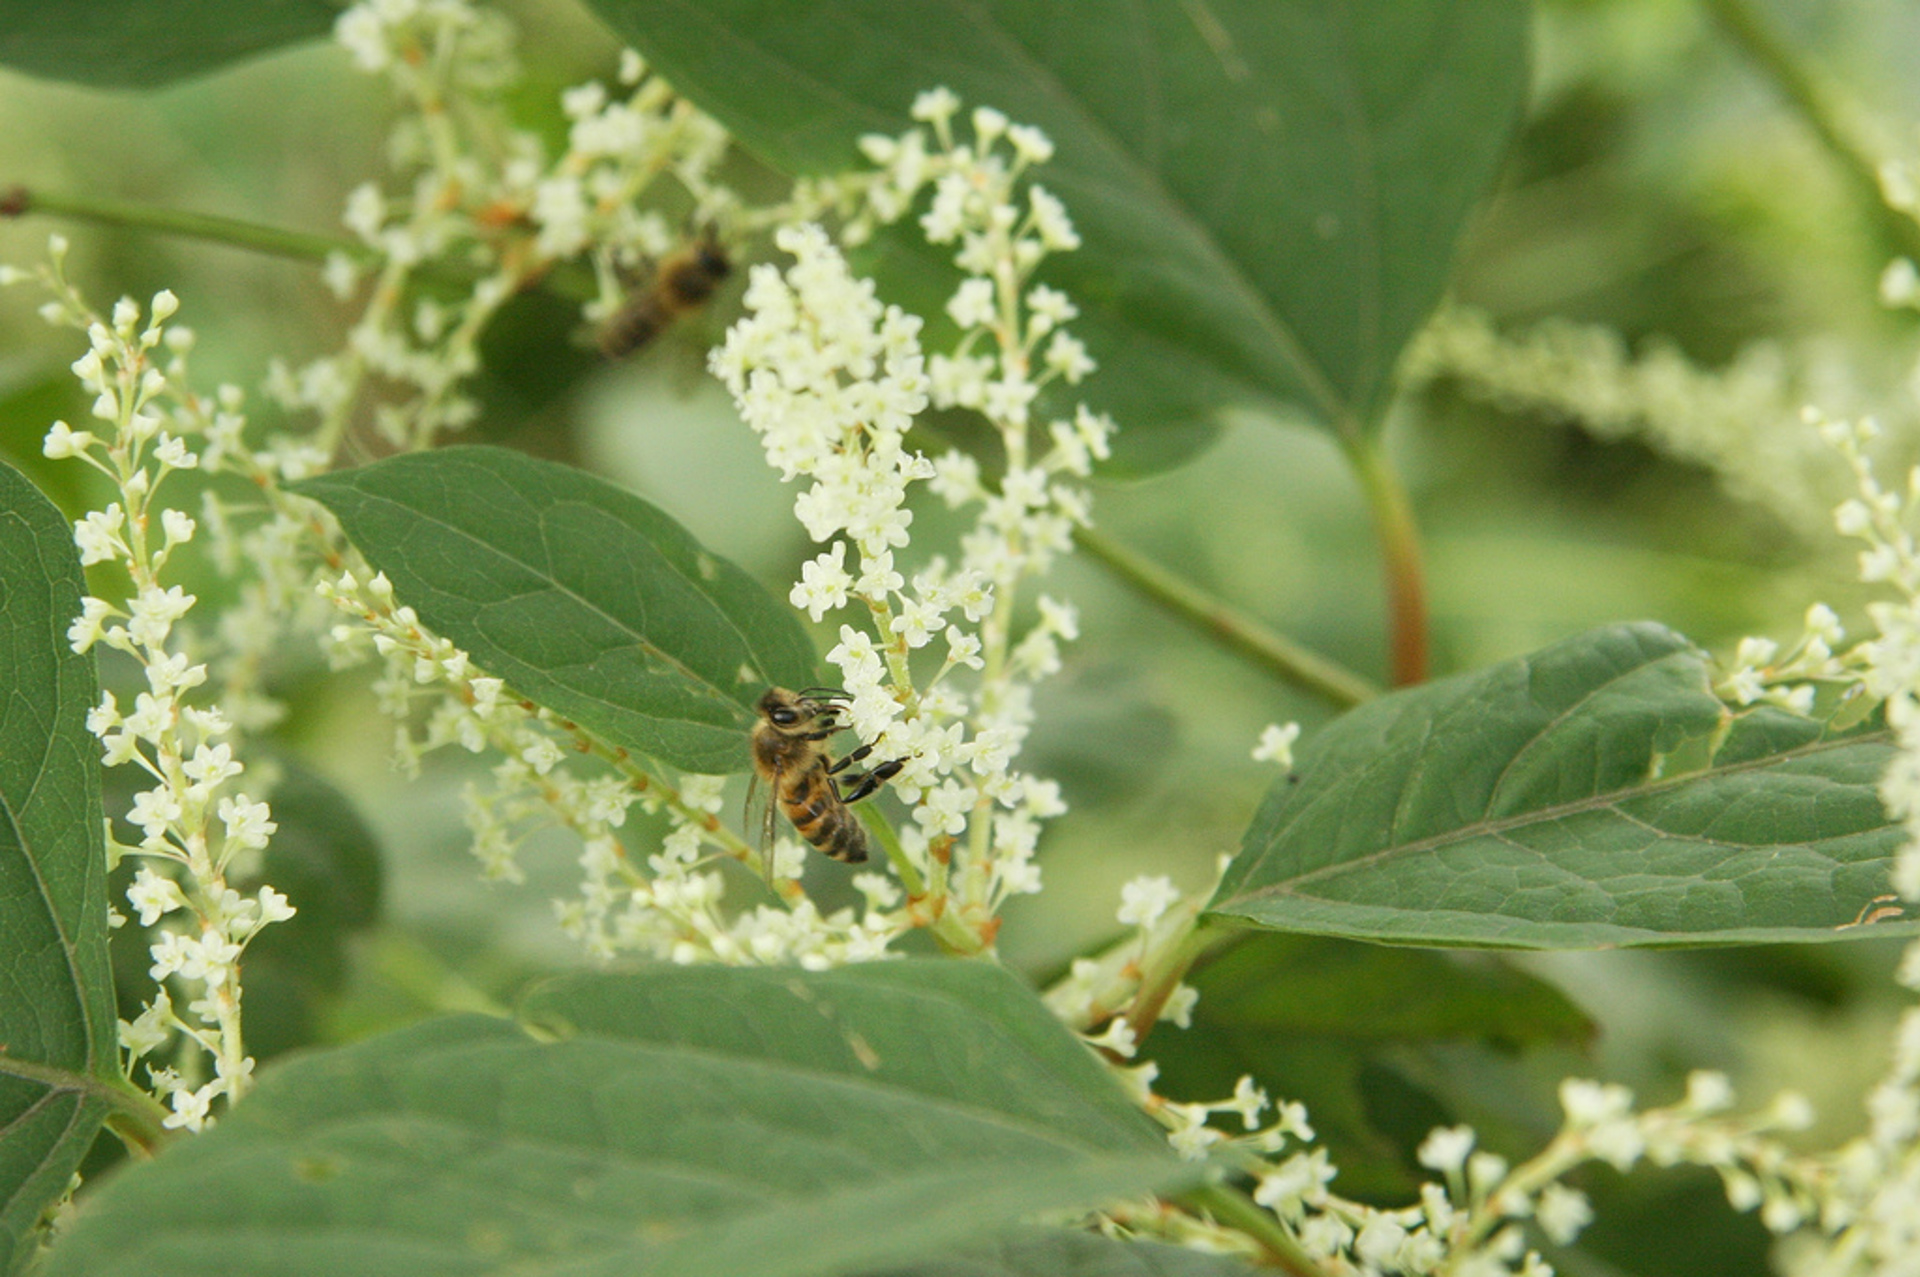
756 686 843 735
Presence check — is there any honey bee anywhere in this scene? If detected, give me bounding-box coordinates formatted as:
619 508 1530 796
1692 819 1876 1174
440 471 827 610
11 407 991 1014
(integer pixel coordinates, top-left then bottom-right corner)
598 233 732 358
750 686 902 865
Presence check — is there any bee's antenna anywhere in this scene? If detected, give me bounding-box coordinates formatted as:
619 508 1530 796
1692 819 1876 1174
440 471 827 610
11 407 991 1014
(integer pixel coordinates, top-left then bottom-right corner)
797 685 851 701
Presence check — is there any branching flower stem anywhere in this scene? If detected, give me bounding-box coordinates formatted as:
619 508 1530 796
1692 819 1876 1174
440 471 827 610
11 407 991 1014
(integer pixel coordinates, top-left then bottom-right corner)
1347 434 1428 686
1 185 374 265
1176 1183 1330 1277
1072 526 1378 708
1123 913 1237 1041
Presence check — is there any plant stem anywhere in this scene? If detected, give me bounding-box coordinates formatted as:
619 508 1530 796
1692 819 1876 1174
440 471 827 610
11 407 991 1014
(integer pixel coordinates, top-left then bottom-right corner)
3 185 374 265
1345 435 1427 686
856 805 990 956
1701 0 1920 266
1124 912 1237 1040
101 1078 176 1158
1072 526 1378 708
1176 1183 1331 1276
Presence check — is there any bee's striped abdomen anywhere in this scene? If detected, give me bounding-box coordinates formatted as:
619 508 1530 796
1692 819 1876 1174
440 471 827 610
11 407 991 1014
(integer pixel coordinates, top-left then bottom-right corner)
781 768 870 863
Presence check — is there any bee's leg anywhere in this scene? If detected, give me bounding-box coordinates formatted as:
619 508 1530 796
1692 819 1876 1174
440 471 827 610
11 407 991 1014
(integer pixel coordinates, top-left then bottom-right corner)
826 742 875 776
835 757 903 805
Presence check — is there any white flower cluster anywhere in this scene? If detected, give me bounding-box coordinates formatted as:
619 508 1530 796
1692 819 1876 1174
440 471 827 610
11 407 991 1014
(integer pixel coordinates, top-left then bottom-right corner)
26 245 293 1133
1403 306 1863 535
278 0 733 452
1764 408 1920 1274
712 93 1114 946
1113 1068 1810 1275
1713 601 1853 717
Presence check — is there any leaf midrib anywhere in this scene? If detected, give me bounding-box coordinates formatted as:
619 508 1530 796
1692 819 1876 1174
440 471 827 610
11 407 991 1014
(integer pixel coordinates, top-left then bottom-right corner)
627 0 1361 426
318 477 755 726
1223 728 1891 906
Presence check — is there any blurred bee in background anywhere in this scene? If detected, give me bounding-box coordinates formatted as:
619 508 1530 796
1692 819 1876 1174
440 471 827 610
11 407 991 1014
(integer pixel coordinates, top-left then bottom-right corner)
749 687 903 866
597 230 732 359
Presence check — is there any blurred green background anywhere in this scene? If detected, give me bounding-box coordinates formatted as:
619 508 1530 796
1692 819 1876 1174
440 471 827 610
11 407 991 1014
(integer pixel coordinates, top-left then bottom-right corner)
5 2 1918 1271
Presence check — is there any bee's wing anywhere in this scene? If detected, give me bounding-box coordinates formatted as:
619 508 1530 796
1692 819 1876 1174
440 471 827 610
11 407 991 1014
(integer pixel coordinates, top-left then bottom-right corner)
744 764 782 884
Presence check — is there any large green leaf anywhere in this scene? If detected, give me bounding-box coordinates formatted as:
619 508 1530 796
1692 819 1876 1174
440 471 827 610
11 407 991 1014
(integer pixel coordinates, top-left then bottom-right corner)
587 0 1530 472
520 961 1164 1142
0 462 117 1269
48 964 1196 1277
293 447 818 774
1208 622 1910 949
0 0 336 88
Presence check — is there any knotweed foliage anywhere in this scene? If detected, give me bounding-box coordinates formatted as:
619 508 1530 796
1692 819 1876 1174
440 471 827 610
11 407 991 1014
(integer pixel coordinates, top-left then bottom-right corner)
9 2 1920 1275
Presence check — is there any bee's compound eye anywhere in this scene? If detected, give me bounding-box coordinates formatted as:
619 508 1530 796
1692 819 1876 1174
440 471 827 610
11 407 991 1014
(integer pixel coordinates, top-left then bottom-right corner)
770 707 800 726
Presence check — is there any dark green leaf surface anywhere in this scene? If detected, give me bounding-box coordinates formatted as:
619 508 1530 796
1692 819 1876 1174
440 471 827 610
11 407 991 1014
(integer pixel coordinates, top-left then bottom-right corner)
0 462 115 1268
49 966 1193 1277
294 447 818 774
1183 932 1594 1046
859 1228 1263 1277
589 0 1530 471
0 0 336 88
1209 623 1909 948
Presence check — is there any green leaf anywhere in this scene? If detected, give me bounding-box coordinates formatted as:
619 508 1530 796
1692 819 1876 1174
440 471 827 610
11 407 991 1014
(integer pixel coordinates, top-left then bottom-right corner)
520 961 1164 1143
1208 622 1910 949
587 0 1530 472
0 0 336 89
292 447 818 774
48 964 1195 1277
0 461 116 1268
1179 932 1594 1047
857 1228 1263 1276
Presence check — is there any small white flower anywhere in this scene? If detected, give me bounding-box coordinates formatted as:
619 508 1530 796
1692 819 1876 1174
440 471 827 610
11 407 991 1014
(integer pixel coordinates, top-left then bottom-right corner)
791 543 853 621
1162 982 1199 1029
1417 1124 1476 1173
1225 1075 1269 1130
1085 1016 1137 1058
216 795 276 852
910 86 962 127
162 1080 220 1133
254 886 297 926
41 420 95 459
127 868 187 927
946 277 997 330
1537 1184 1594 1245
73 504 127 566
1252 722 1301 767
1116 874 1179 928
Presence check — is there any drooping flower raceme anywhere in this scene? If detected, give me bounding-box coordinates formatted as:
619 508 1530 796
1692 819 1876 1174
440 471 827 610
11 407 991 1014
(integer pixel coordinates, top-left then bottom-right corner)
24 244 294 1133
